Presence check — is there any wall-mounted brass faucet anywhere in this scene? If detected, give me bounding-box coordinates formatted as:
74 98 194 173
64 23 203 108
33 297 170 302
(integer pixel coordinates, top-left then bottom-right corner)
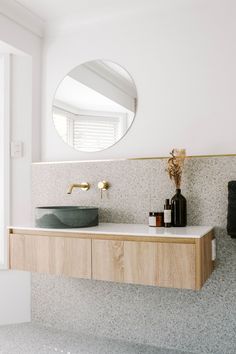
67 182 90 194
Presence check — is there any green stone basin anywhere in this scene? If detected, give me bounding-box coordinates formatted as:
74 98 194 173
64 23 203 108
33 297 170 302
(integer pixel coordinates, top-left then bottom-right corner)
35 206 99 229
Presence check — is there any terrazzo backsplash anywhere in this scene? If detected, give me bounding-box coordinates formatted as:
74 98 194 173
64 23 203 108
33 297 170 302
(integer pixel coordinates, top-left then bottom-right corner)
31 157 236 354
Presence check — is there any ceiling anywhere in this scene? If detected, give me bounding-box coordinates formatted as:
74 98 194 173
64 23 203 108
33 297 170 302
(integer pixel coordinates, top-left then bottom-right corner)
14 0 156 23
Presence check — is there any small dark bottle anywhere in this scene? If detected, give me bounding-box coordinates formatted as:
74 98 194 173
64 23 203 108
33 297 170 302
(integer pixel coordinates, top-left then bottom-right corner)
164 199 172 227
171 189 187 227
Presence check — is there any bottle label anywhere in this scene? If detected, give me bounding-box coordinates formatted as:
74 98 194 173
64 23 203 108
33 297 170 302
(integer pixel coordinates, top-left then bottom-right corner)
164 210 171 223
149 216 156 227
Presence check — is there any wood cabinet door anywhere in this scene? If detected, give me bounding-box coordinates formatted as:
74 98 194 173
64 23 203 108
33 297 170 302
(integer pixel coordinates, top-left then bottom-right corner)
124 241 158 286
9 234 91 279
92 240 124 282
92 240 195 288
157 243 196 289
195 231 214 290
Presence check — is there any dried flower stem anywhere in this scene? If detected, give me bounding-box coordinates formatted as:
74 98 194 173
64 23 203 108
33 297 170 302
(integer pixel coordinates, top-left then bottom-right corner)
167 149 186 189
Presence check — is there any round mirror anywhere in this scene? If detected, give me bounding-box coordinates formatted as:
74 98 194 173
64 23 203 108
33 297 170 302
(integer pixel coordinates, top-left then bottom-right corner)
52 60 137 152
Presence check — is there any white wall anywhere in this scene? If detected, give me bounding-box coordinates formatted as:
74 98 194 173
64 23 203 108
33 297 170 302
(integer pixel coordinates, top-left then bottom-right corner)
0 13 42 162
0 13 41 324
10 54 33 226
0 271 31 325
0 55 5 264
41 0 236 161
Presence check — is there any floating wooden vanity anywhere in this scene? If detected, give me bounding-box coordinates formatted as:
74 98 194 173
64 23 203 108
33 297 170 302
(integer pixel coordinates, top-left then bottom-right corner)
9 224 215 290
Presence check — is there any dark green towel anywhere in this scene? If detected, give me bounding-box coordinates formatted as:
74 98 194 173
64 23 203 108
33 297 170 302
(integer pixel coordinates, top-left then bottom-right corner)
227 181 236 238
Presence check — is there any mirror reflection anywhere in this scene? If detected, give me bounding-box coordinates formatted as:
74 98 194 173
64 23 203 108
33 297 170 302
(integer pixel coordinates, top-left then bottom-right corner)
53 60 137 152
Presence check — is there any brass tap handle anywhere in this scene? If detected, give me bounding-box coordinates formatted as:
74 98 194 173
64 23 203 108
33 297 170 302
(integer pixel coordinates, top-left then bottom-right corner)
98 181 110 199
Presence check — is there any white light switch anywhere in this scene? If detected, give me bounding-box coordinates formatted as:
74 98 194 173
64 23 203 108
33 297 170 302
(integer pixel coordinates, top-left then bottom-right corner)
11 141 23 158
212 238 216 261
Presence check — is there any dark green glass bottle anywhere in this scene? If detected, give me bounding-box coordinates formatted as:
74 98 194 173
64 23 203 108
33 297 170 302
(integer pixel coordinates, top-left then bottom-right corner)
171 189 187 227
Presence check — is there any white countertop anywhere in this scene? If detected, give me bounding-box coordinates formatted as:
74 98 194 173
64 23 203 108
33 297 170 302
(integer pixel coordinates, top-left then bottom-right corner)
9 223 213 239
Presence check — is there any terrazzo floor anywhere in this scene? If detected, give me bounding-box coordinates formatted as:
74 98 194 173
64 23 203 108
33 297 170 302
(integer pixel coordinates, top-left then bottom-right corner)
0 323 196 354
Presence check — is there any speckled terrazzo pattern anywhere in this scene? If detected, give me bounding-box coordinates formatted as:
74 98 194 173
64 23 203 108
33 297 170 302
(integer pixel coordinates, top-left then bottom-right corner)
31 157 236 354
32 157 236 226
0 323 192 354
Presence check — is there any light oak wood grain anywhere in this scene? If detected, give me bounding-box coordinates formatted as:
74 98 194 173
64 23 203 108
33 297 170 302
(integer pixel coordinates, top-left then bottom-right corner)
9 229 214 290
124 241 158 285
195 231 213 290
10 234 91 279
157 243 196 289
9 229 195 244
92 240 124 282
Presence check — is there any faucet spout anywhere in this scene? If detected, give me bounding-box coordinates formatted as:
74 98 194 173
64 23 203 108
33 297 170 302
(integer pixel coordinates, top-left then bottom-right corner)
67 183 90 194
